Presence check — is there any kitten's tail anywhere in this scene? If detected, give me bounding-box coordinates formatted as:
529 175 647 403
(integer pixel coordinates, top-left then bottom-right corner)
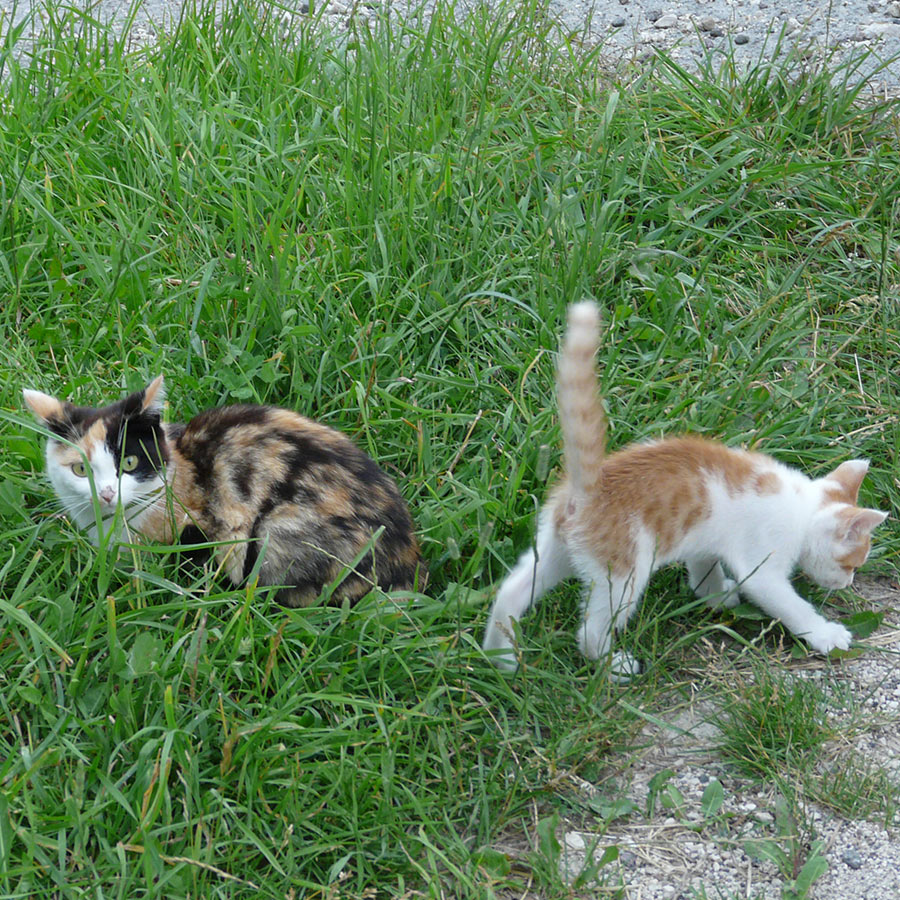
558 301 607 494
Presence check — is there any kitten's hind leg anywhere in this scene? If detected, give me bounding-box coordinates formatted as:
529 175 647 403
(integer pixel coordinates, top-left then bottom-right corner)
483 515 574 672
579 567 646 682
687 557 739 609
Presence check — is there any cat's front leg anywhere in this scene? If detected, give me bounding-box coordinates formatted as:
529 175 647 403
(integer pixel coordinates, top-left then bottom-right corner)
738 571 852 654
686 557 739 609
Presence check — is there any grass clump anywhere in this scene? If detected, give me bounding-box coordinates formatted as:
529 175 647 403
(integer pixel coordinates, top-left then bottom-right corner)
715 662 833 781
1 0 898 896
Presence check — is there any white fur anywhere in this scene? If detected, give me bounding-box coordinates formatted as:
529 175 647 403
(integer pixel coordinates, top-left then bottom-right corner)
46 441 166 544
483 461 887 674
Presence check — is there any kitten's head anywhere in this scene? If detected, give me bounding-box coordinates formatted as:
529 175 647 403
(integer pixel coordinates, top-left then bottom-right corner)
800 459 888 590
24 376 169 534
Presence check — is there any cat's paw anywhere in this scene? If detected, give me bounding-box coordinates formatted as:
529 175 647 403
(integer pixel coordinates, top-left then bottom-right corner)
609 651 642 684
805 621 853 655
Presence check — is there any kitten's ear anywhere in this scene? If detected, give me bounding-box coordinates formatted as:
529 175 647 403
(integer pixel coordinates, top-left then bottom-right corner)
827 459 870 503
141 375 165 414
840 508 888 541
23 389 64 424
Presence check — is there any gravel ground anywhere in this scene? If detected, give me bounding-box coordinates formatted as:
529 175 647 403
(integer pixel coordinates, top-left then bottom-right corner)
8 0 900 97
554 576 900 900
549 0 900 96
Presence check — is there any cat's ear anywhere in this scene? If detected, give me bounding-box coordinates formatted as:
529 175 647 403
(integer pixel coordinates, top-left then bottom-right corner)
23 389 64 424
826 459 870 503
839 507 888 541
142 375 165 414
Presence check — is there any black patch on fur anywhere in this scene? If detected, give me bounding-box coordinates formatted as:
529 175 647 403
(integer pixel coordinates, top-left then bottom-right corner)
277 431 342 475
231 460 254 501
177 405 270 491
177 523 212 575
166 422 187 443
243 498 276 582
105 410 167 481
346 450 388 487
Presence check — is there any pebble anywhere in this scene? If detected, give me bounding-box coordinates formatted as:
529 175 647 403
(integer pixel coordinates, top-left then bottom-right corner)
890 2 900 17
611 16 625 27
564 831 586 851
734 33 749 44
842 847 864 870
646 9 662 22
654 13 677 27
862 22 900 38
698 16 716 32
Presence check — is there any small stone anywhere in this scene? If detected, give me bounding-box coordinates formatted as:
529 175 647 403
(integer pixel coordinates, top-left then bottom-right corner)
890 1 900 17
710 28 724 37
564 832 586 851
735 33 750 44
698 16 716 31
611 16 626 27
841 847 864 870
620 850 637 867
646 9 663 22
786 17 801 32
863 22 900 38
654 13 678 28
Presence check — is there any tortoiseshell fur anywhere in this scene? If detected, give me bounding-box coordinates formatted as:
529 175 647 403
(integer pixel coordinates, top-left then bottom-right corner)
25 378 425 605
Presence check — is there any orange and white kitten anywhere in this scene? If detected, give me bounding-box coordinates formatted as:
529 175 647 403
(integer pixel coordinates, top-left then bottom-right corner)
483 301 887 676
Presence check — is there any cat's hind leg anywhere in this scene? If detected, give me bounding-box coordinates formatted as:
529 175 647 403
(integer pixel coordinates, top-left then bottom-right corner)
578 564 647 682
483 514 574 672
687 557 739 609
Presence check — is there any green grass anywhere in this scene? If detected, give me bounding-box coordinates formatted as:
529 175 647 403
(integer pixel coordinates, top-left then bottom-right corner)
1 0 899 896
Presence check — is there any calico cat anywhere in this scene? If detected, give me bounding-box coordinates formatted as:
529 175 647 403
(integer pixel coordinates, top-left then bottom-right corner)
24 377 425 605
483 301 887 676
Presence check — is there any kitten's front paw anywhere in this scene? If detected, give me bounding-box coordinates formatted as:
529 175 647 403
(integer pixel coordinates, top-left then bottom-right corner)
805 621 853 655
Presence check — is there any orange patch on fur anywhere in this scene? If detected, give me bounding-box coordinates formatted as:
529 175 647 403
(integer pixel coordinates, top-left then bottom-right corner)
557 436 791 569
824 461 867 505
82 420 107 460
837 543 869 570
753 471 780 495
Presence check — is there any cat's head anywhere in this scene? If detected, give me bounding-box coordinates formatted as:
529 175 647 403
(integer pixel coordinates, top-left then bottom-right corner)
800 459 888 590
24 376 169 534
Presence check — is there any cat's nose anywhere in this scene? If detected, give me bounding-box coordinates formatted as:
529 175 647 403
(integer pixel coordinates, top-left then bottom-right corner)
99 486 116 505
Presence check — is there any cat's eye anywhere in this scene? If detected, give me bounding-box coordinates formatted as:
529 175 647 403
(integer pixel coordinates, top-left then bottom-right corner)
71 461 88 478
121 454 139 473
